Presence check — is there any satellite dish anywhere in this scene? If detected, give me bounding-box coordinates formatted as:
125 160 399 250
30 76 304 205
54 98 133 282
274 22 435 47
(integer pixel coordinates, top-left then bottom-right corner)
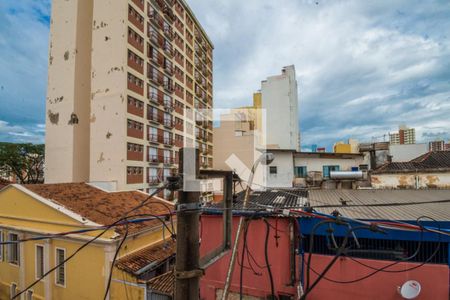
398 280 421 299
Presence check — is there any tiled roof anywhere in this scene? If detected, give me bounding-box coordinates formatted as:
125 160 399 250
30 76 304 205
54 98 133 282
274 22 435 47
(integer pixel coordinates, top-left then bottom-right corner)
0 178 11 190
373 151 450 174
116 239 175 275
21 183 174 234
309 189 450 222
147 271 174 296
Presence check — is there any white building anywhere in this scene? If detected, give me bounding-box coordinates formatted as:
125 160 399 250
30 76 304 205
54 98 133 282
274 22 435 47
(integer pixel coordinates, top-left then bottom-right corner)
261 65 299 151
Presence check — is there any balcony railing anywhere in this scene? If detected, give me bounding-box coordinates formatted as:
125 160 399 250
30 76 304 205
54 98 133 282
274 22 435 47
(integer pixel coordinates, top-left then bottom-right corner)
164 100 173 110
163 119 174 128
148 112 159 123
163 137 174 146
163 82 174 93
163 157 174 165
148 134 159 143
148 176 161 185
148 155 160 163
148 91 159 104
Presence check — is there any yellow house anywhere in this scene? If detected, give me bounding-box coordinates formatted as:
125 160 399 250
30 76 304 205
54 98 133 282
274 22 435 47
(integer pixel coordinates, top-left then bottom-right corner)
0 183 175 300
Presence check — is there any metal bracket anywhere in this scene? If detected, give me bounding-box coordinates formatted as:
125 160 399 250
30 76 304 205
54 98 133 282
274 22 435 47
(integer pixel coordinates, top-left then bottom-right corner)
176 202 202 212
175 269 204 279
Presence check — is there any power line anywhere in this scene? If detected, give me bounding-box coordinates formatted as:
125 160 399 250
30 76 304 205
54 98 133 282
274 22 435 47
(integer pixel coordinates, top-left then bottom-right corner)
13 185 169 299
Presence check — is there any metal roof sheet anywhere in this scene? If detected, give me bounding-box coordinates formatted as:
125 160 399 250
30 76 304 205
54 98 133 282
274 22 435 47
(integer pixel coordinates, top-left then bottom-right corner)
309 189 450 221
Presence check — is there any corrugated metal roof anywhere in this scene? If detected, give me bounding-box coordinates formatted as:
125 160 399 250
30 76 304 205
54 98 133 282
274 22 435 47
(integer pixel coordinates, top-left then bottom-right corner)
222 189 308 210
309 189 450 221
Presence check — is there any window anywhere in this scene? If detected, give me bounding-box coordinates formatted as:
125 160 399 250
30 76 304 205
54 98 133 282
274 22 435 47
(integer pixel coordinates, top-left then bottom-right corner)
0 230 3 261
323 165 340 178
8 233 19 265
36 245 44 279
55 248 66 287
295 166 307 178
10 283 17 299
269 166 277 175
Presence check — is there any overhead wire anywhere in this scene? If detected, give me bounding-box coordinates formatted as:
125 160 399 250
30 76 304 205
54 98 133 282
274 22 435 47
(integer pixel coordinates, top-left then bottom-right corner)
12 185 169 299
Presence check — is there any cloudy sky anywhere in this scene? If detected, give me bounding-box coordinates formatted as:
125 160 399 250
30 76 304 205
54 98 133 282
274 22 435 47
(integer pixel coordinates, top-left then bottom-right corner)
0 0 449 150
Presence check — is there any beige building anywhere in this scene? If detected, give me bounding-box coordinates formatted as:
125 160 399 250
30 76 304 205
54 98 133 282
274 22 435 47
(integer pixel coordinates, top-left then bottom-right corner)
45 0 213 197
389 124 416 145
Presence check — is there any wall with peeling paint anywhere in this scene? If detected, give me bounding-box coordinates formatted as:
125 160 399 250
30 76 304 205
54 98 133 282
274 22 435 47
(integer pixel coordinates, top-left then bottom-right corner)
371 172 450 189
89 0 130 189
45 0 93 184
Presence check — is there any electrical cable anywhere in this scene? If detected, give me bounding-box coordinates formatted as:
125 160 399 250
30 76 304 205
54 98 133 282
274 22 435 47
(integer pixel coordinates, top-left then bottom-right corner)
13 185 169 299
264 219 276 300
104 223 129 300
301 225 379 300
240 218 249 300
303 216 442 287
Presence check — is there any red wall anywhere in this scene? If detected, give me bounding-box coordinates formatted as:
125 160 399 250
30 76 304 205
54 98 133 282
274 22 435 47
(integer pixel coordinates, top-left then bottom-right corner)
200 216 298 299
304 254 449 300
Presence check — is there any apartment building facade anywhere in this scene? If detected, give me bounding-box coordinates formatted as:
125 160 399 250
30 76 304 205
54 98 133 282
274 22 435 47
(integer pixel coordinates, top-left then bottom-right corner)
389 125 416 145
45 0 213 197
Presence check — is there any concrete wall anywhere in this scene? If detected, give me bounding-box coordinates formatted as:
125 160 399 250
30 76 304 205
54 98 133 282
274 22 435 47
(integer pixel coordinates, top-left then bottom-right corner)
305 254 448 300
213 113 257 171
371 172 450 189
200 216 298 299
45 0 94 184
389 143 428 162
294 156 365 174
261 66 299 151
89 0 129 189
266 151 294 188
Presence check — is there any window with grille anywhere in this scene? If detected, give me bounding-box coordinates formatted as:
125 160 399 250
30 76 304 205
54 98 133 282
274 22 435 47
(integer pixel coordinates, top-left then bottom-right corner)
36 245 44 279
8 233 19 265
55 248 66 286
0 230 3 261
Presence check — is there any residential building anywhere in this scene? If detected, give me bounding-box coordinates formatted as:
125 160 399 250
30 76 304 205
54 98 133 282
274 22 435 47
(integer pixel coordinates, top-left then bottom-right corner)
45 0 214 197
389 143 428 162
333 140 359 154
0 183 174 299
294 152 365 178
372 151 450 189
429 140 446 152
201 189 450 299
389 124 416 145
261 65 299 151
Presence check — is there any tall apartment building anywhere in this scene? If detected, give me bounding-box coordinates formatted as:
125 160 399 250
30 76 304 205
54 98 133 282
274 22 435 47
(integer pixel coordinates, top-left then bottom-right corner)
389 125 415 145
429 140 445 152
45 0 214 197
260 65 299 151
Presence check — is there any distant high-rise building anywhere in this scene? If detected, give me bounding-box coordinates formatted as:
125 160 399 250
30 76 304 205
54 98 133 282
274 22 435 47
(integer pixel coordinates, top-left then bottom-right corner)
45 0 214 197
429 140 445 152
389 125 415 145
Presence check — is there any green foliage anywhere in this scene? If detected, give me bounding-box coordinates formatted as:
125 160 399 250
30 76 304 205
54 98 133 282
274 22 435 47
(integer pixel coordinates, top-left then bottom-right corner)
0 142 45 184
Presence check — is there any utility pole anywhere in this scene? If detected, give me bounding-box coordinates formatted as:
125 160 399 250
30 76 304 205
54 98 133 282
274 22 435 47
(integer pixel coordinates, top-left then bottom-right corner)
175 148 202 300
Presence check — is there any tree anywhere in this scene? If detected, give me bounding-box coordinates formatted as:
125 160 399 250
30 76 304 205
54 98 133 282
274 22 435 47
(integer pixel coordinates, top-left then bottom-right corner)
0 143 45 184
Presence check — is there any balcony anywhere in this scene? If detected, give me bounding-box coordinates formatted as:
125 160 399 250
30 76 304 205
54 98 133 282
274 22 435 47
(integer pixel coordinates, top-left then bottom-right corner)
148 176 161 185
147 112 159 123
148 91 160 105
148 133 159 143
163 119 174 128
163 5 175 22
163 26 174 40
148 154 161 164
163 157 174 165
163 82 174 93
164 100 173 111
163 137 174 146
